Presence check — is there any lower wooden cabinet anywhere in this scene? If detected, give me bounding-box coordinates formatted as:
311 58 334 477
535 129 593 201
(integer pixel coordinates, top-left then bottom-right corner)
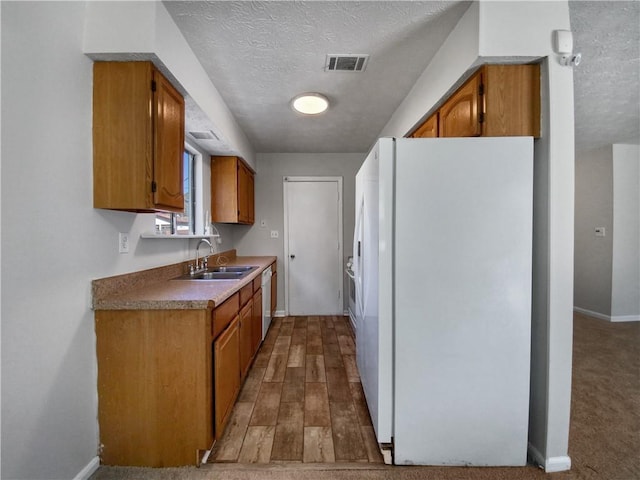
214 314 241 438
96 309 213 467
95 264 275 467
238 301 253 379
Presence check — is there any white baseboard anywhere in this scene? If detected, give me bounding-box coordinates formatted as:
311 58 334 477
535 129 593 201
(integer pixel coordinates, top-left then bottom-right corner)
574 306 640 322
276 310 352 318
528 443 571 473
610 314 640 322
74 456 100 480
546 456 572 472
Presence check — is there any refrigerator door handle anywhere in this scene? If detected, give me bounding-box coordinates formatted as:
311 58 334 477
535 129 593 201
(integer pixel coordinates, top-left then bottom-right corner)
353 197 366 319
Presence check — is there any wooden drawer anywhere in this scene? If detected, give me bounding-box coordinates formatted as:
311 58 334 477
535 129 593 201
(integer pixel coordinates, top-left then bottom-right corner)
212 292 239 339
253 276 262 292
239 283 253 307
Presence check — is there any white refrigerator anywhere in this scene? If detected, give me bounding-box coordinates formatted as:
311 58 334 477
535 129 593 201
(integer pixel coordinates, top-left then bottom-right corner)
353 137 533 466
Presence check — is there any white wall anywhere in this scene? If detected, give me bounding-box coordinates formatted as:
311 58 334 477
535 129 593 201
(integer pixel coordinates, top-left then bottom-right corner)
612 144 639 319
574 146 614 315
574 143 640 321
381 2 480 137
379 1 574 472
232 153 365 314
0 3 236 478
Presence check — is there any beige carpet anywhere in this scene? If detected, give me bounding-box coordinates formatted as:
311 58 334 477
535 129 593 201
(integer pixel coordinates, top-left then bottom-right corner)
90 313 640 480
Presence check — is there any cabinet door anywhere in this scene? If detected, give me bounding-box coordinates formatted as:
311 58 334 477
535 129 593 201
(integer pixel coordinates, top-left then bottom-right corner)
211 156 240 223
211 156 254 225
153 71 185 211
93 62 154 211
237 162 251 224
439 73 481 137
214 316 240 438
410 112 439 138
482 64 540 138
238 302 253 379
251 289 263 356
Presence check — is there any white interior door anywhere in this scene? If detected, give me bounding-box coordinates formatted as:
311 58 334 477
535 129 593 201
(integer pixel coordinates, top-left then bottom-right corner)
284 177 343 315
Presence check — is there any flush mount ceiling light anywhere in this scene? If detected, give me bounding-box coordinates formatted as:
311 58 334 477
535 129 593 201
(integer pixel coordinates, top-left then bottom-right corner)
291 93 329 115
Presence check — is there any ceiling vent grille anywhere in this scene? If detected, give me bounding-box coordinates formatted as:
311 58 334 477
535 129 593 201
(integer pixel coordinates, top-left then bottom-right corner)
325 54 369 72
189 130 219 141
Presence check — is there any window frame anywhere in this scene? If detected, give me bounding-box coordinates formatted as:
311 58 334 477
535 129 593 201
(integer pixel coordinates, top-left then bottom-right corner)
155 142 204 235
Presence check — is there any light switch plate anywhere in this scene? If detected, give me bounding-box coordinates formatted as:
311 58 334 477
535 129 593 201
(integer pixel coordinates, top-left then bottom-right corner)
595 227 606 237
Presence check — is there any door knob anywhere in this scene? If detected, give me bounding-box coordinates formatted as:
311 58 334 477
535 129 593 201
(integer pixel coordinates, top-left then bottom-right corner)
290 255 295 259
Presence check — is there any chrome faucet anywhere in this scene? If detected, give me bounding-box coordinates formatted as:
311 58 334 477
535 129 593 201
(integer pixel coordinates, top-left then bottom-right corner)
193 238 214 275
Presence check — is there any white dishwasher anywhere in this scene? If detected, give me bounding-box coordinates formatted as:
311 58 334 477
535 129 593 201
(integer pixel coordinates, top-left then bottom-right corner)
261 266 272 340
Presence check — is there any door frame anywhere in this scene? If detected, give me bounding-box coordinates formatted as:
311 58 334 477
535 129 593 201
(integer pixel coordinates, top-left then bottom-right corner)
283 176 344 316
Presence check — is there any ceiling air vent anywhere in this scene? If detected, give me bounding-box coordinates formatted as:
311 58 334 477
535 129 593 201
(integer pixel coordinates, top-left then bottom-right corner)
325 54 369 72
189 130 219 141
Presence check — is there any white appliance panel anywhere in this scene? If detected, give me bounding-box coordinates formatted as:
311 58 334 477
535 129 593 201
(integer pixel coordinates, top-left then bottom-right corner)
354 137 395 445
354 144 385 441
261 266 272 340
392 137 533 466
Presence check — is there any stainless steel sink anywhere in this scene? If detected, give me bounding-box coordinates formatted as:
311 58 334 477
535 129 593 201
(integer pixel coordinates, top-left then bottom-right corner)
175 265 258 281
208 266 256 273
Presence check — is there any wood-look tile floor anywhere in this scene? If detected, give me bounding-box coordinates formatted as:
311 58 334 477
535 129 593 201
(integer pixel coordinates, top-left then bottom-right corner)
210 315 384 464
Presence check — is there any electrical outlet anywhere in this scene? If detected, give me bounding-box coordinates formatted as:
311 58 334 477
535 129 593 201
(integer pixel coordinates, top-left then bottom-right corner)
270 230 279 239
119 232 130 253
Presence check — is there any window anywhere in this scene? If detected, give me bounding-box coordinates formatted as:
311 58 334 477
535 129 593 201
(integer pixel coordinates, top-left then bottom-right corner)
155 148 197 235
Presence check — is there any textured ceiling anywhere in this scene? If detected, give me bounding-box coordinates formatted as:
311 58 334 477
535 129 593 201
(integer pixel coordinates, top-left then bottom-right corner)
570 1 640 152
164 1 471 153
165 1 640 155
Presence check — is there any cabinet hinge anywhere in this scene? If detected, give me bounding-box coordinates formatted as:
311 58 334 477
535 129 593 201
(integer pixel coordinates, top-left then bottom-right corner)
151 80 157 92
151 181 157 193
478 83 484 96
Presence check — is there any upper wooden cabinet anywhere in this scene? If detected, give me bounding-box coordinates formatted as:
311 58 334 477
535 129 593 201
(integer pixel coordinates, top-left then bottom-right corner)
408 64 540 139
409 112 439 138
93 62 185 212
211 156 255 225
482 65 540 137
439 73 482 137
